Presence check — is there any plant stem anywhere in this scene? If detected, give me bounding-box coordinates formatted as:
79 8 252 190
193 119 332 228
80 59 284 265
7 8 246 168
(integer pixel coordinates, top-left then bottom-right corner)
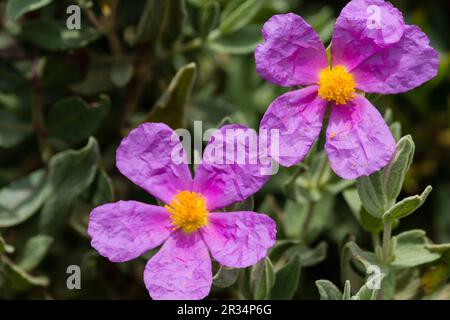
382 221 392 263
31 54 51 163
301 202 316 241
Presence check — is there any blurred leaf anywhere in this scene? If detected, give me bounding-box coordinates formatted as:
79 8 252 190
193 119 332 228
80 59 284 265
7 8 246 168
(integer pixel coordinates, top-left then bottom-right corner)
298 241 327 267
0 235 14 255
135 0 186 46
146 62 196 129
213 266 239 288
392 230 441 268
421 263 450 295
39 137 100 234
47 95 110 144
0 169 50 228
0 59 25 91
110 59 134 88
21 20 100 51
316 280 342 300
354 280 382 300
208 25 261 54
198 2 219 38
383 186 432 221
219 0 264 34
18 235 53 272
342 280 351 300
271 254 301 299
6 0 53 20
0 256 48 298
0 108 33 148
85 169 115 207
251 257 275 300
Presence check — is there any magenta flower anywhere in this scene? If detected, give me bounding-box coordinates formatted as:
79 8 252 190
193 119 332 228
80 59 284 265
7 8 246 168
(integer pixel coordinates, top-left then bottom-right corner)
255 0 438 179
88 123 276 300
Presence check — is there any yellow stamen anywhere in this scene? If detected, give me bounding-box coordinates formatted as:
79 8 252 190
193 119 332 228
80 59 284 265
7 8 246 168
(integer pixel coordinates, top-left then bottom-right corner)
318 65 356 105
165 191 208 234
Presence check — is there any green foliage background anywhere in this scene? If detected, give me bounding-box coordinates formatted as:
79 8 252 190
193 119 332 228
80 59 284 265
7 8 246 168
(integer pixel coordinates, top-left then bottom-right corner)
0 0 449 299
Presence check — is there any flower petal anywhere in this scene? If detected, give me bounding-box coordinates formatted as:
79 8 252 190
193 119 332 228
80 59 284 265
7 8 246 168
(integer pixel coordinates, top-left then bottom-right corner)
116 123 193 204
144 231 211 300
255 13 328 87
325 94 395 179
332 0 405 71
88 201 172 262
352 25 439 94
201 211 276 268
193 125 270 211
259 86 328 167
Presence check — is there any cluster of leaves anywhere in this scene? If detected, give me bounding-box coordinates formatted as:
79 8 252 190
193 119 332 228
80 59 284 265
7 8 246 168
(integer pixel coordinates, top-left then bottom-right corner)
0 0 449 299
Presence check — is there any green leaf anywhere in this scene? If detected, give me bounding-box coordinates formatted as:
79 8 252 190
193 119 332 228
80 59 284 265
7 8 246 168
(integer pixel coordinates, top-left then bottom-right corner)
21 20 100 51
342 280 351 300
271 254 301 299
213 266 239 288
384 135 415 203
6 0 53 20
0 169 50 228
251 257 275 300
47 95 110 144
18 235 53 271
0 235 14 255
0 256 48 298
0 108 33 148
356 135 415 218
146 63 196 129
135 0 186 46
298 242 328 267
315 280 342 300
86 169 115 207
198 2 219 38
346 242 380 270
110 59 134 88
0 59 26 91
354 281 382 300
39 137 100 234
383 186 432 221
208 25 261 54
392 230 441 268
219 0 264 34
356 171 387 218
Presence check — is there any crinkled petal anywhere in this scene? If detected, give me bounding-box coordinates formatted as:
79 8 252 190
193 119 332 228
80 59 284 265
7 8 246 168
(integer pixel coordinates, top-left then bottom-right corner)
193 125 270 211
259 86 328 167
88 201 172 262
332 0 405 71
116 123 192 204
325 94 395 179
352 25 439 94
144 231 211 300
201 211 276 268
255 13 328 87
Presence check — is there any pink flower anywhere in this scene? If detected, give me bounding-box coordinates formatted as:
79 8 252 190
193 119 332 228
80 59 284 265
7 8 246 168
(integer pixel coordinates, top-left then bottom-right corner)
255 0 439 179
88 123 276 300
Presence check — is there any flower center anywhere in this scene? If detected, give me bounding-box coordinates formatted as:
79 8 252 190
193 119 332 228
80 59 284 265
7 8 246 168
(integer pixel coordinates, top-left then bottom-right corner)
165 191 208 234
318 65 355 105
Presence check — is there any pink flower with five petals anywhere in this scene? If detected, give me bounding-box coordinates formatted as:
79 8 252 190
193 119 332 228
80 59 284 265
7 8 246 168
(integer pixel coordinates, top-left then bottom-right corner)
255 0 438 179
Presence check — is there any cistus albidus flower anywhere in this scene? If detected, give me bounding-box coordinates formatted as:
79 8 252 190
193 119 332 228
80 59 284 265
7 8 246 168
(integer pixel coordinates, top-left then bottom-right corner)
88 123 276 300
255 0 439 179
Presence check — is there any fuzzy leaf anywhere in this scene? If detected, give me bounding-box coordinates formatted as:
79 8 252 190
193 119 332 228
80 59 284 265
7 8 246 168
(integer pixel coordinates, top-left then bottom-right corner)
316 280 342 300
392 230 441 268
271 254 301 299
383 186 432 221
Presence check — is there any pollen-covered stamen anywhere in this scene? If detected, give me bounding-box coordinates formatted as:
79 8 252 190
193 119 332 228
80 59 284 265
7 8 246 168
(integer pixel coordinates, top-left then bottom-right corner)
165 191 208 234
318 65 356 105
